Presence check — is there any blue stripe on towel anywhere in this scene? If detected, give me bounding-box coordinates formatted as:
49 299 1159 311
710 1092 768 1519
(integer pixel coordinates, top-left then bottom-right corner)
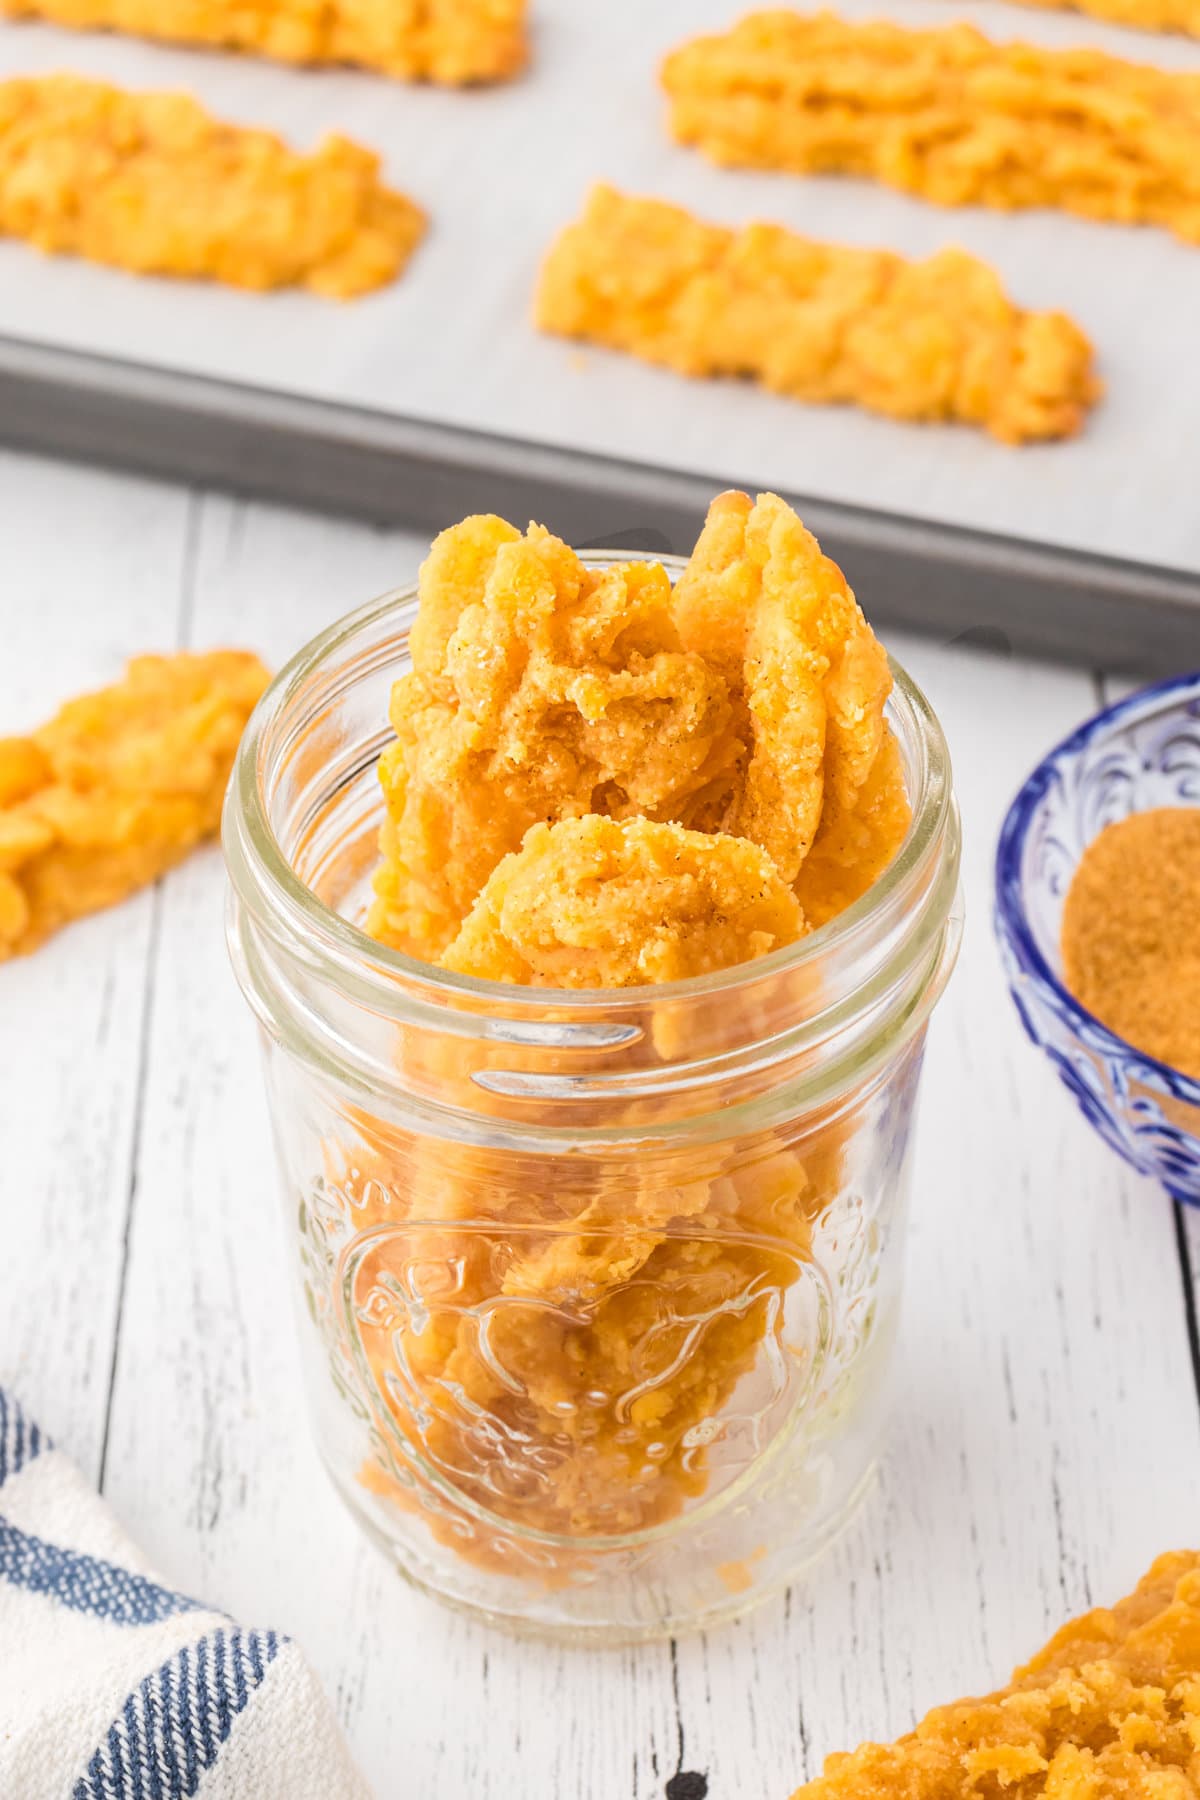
71 1627 284 1800
0 1387 49 1487
0 1517 199 1625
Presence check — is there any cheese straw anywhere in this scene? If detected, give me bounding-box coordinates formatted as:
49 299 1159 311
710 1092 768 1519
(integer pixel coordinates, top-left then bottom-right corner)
1011 0 1200 38
790 1551 1200 1800
662 12 1200 245
536 185 1099 444
0 76 426 298
0 652 270 959
0 0 528 83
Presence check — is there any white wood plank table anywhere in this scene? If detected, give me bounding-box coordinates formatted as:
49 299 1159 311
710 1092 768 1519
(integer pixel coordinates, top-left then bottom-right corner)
1 447 1198 1800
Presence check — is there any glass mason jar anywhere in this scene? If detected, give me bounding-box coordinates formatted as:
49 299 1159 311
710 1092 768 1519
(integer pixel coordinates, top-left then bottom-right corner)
224 556 962 1644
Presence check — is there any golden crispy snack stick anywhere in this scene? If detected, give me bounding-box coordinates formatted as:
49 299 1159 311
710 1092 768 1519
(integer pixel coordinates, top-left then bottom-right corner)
368 517 741 959
441 814 805 987
536 186 1098 444
674 489 911 905
662 12 1200 246
0 651 269 959
1006 0 1200 38
791 1550 1200 1800
0 0 528 83
0 76 426 298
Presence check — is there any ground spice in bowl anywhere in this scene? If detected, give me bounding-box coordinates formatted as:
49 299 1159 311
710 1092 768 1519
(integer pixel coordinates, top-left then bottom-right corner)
1061 807 1200 1082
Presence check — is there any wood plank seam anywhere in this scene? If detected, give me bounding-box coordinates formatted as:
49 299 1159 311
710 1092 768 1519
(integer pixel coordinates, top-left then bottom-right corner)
95 886 162 1493
96 486 203 1497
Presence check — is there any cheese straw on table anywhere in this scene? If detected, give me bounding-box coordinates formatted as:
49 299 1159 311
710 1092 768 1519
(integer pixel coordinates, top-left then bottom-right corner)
536 186 1098 444
0 651 269 959
0 76 426 298
0 0 528 83
790 1550 1200 1800
662 12 1200 245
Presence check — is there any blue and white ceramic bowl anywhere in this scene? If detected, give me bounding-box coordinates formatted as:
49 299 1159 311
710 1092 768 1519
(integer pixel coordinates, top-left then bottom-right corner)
995 670 1200 1207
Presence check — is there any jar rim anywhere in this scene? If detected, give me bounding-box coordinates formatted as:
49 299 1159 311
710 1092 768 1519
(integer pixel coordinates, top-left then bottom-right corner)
224 556 957 1026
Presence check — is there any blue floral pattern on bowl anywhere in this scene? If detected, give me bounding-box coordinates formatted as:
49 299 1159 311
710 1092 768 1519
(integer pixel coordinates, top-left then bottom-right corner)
994 670 1200 1207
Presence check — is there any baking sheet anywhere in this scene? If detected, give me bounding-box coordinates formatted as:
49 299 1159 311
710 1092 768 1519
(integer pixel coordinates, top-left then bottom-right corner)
1 0 1200 592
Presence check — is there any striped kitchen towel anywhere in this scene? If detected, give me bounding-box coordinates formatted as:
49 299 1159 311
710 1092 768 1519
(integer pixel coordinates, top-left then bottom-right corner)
0 1388 371 1799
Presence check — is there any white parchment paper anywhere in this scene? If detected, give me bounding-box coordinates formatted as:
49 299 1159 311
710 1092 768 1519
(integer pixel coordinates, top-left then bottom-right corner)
1 0 1199 582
